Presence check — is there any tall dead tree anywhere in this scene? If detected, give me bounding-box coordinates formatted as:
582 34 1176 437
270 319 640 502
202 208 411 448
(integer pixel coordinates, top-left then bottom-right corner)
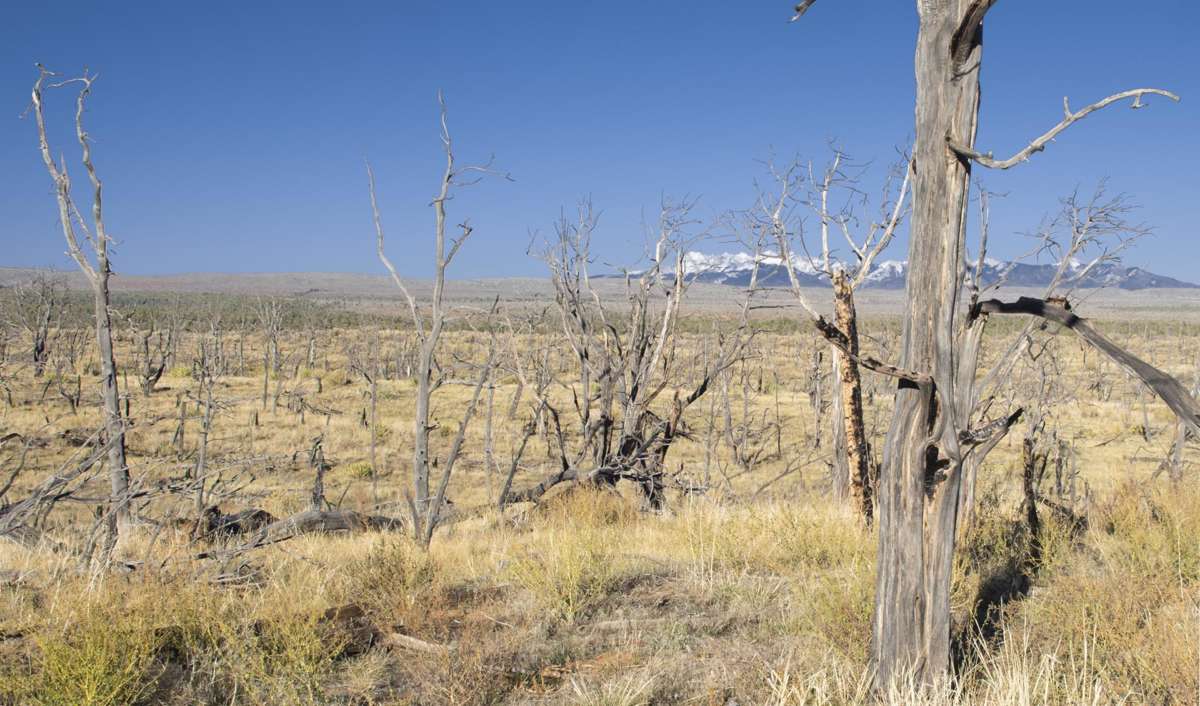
790 0 1181 686
31 67 132 533
191 335 221 520
369 94 503 547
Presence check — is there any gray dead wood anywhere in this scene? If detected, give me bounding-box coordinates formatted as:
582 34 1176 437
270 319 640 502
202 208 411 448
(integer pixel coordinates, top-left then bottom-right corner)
196 509 405 559
0 431 112 544
31 68 131 535
973 297 1200 436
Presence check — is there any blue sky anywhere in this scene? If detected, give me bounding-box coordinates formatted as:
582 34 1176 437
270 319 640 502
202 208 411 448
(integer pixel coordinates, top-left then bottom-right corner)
2 1 1196 279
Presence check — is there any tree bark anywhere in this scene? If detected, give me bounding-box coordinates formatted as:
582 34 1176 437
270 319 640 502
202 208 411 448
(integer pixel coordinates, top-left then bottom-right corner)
873 0 982 687
832 270 873 524
92 260 132 531
830 351 849 498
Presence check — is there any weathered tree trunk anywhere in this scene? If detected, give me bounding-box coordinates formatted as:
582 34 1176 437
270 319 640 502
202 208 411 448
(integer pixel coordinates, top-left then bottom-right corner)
411 338 436 541
261 348 269 410
832 270 873 524
94 264 132 530
194 374 215 517
873 0 981 687
1168 420 1186 483
830 351 849 498
483 382 496 503
310 437 329 511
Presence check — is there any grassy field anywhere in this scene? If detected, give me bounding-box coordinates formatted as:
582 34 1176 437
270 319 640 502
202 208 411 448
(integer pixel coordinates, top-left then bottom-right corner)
0 289 1197 705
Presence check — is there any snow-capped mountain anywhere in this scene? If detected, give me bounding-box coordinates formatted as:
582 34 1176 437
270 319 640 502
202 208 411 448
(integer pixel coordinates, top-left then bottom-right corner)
668 252 1197 290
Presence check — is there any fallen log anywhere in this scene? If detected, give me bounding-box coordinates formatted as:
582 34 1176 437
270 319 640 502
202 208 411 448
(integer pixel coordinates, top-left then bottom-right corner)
197 509 405 559
381 631 451 655
194 506 277 540
320 603 451 656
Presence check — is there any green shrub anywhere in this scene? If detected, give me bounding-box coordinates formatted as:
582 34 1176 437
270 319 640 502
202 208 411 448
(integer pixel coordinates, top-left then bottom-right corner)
15 607 161 706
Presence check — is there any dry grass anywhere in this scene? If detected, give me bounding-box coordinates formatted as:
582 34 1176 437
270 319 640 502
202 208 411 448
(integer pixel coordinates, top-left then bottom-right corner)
1 310 1198 704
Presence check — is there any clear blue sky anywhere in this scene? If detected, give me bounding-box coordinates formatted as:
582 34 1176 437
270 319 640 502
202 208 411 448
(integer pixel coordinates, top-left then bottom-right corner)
3 1 1196 279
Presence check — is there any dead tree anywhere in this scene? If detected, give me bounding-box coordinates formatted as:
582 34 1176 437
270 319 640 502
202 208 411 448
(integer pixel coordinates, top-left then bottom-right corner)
369 93 504 547
125 315 174 396
348 340 382 505
30 67 132 533
0 428 117 547
7 273 63 378
506 200 755 508
255 297 283 411
48 355 83 415
308 436 330 511
790 1 1180 686
190 334 223 520
955 184 1149 531
0 329 13 407
765 152 910 524
718 352 778 480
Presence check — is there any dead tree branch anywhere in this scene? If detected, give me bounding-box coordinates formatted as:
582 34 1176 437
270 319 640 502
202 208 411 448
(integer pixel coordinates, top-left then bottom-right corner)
947 89 1179 170
973 297 1200 436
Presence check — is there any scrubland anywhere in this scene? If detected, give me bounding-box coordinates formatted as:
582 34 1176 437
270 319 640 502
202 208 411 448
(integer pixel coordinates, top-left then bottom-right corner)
0 295 1197 705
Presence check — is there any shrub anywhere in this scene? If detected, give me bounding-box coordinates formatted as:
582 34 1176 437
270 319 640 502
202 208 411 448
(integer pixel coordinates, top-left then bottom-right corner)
13 606 161 706
217 611 344 705
342 536 437 623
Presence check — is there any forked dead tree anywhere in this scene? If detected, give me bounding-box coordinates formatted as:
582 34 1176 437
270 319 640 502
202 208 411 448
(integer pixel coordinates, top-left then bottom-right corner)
763 151 911 524
369 94 503 547
125 314 175 397
790 0 1183 687
30 67 133 538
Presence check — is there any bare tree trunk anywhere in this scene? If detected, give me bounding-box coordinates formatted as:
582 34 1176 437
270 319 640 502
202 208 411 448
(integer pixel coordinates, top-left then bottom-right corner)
173 392 186 457
370 95 505 547
411 341 435 539
873 1 981 687
830 350 849 498
832 270 873 524
194 373 215 517
484 382 496 504
93 267 131 528
369 376 379 505
1168 419 1186 483
783 1 1179 691
261 348 269 410
310 437 328 511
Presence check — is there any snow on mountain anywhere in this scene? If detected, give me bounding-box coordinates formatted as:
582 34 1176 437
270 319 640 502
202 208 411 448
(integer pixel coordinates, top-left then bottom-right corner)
677 251 818 283
667 252 1197 290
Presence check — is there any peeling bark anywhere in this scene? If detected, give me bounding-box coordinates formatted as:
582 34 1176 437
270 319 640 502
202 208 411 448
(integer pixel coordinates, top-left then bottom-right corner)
832 270 873 524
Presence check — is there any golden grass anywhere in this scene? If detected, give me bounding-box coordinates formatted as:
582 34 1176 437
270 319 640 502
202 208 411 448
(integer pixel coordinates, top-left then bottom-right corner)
0 317 1198 703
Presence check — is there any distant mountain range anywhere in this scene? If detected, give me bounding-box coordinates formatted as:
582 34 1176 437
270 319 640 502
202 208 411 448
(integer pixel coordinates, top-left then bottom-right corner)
665 252 1198 290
